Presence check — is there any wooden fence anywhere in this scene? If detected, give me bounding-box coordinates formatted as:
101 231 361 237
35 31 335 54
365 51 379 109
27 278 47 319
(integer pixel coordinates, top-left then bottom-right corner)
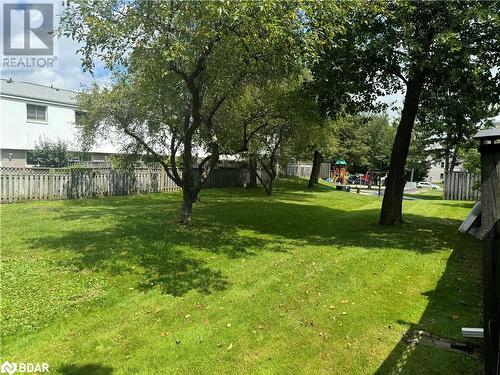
444 171 480 201
286 162 331 179
0 167 249 204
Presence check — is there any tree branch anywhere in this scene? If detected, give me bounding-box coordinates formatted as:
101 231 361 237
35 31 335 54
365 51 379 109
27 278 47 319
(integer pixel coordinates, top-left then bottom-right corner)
123 126 182 186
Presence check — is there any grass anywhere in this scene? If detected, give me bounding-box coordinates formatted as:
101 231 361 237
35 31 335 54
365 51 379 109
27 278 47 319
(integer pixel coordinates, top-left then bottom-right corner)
0 178 482 374
405 189 444 200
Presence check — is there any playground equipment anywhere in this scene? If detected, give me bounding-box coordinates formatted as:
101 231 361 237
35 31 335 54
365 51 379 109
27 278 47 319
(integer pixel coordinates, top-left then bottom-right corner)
332 159 349 187
331 159 351 192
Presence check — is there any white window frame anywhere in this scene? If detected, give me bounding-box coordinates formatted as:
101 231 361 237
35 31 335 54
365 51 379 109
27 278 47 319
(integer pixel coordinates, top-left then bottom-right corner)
26 103 48 123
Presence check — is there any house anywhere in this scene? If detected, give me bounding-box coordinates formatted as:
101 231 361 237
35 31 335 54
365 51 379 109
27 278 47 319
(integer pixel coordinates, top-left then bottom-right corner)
0 78 118 167
426 158 464 183
425 120 500 183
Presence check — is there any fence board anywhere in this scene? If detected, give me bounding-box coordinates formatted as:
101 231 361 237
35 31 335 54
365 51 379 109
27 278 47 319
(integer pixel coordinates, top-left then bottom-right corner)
286 162 331 179
0 166 253 204
444 171 480 201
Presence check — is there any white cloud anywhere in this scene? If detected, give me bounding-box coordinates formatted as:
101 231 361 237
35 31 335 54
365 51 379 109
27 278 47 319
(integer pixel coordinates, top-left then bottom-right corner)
1 2 110 91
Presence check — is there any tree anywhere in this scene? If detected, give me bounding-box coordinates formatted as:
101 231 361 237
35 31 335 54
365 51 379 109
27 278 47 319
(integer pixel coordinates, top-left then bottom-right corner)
406 124 431 182
300 120 339 188
418 65 499 172
61 0 302 224
459 147 481 176
322 114 394 177
363 115 395 173
276 83 337 188
329 115 370 173
308 1 499 225
29 138 72 168
218 78 309 196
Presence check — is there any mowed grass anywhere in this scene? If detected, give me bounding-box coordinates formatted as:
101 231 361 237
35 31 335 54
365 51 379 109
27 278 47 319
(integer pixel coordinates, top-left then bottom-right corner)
0 178 482 374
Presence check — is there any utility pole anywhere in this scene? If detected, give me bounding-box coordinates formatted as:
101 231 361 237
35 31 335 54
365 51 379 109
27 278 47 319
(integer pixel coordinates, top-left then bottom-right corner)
377 156 384 198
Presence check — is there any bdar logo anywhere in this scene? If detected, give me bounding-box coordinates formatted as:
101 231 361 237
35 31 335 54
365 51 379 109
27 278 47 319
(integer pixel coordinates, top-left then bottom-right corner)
0 361 16 375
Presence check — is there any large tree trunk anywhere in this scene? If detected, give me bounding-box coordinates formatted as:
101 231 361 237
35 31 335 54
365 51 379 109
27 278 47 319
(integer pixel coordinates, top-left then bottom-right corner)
449 147 458 172
248 153 258 188
267 177 275 196
308 150 322 188
180 187 195 225
256 160 277 196
380 74 425 225
180 145 196 224
444 149 450 172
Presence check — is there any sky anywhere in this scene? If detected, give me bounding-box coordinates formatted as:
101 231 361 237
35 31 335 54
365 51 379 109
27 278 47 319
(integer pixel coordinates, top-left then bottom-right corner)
0 1 497 123
0 1 109 90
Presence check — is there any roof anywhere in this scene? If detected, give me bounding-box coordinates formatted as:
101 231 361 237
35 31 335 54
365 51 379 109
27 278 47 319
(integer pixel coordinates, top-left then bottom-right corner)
474 127 500 140
0 78 77 106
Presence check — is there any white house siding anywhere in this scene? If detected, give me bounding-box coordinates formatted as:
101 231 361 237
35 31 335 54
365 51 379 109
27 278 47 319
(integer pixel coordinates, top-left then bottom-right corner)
427 161 446 183
1 96 80 151
0 79 119 167
426 158 464 183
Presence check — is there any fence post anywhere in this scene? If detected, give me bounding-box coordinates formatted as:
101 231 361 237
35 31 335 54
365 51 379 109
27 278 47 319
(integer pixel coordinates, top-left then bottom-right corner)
48 168 55 200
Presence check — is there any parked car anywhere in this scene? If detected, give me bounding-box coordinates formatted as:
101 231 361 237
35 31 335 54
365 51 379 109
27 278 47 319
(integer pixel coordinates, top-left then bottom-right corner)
416 181 441 190
347 175 369 185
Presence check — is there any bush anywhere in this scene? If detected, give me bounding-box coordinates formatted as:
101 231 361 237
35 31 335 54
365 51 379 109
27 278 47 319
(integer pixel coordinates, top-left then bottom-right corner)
28 138 72 168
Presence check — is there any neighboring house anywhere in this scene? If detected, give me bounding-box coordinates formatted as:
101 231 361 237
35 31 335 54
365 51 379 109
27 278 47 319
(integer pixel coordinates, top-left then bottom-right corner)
426 158 464 183
0 78 118 167
426 119 500 183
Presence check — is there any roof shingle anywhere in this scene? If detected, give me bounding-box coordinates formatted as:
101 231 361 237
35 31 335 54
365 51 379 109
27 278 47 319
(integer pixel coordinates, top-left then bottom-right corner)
0 79 77 106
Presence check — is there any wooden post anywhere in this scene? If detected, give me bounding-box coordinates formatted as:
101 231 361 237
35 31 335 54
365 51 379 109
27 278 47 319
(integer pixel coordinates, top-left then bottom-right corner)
48 168 55 200
474 127 500 375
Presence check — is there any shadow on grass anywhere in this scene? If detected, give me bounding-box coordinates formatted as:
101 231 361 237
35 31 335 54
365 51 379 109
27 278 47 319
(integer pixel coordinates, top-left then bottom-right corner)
374 228 483 374
23 178 483 372
27 178 477 302
58 363 113 375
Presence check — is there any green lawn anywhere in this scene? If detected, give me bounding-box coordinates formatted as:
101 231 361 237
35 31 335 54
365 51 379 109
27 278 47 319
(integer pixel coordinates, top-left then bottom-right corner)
1 178 482 374
405 189 444 200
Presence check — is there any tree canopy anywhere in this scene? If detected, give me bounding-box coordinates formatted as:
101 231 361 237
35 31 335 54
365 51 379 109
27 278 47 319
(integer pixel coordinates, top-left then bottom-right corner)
61 0 304 223
62 0 499 226
308 0 500 224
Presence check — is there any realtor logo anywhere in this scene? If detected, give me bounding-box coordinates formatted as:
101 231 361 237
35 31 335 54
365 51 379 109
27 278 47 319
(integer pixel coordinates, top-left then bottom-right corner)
1 2 57 69
0 361 16 375
3 3 53 55
0 360 49 374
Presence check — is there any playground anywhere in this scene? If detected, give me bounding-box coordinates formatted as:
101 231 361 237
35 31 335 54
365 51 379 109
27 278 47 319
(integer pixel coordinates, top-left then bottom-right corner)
326 160 391 196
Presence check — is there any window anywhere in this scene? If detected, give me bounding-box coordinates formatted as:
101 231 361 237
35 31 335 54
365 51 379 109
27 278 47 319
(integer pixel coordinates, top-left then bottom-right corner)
27 104 47 122
440 173 444 180
440 161 445 168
